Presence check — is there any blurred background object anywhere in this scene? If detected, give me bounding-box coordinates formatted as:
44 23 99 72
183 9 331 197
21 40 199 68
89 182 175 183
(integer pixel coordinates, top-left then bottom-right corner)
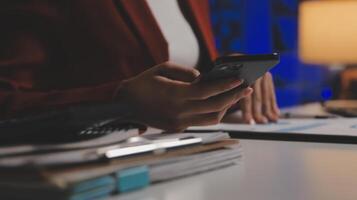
209 0 357 107
299 0 357 99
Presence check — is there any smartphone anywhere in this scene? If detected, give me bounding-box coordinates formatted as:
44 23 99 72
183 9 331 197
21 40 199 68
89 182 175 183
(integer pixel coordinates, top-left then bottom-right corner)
200 53 280 88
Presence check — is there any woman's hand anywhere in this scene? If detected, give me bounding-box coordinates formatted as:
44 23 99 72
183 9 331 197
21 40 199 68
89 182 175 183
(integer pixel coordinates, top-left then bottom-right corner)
240 72 280 124
116 62 252 131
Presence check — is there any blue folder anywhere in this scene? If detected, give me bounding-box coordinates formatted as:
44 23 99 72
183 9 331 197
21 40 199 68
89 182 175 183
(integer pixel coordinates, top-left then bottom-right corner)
66 166 150 200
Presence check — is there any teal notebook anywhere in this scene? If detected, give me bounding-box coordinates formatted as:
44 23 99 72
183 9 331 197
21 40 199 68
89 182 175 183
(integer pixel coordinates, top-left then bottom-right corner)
66 166 150 200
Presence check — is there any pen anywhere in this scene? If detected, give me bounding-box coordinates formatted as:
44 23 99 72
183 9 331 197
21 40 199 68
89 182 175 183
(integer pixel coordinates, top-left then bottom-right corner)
282 113 338 119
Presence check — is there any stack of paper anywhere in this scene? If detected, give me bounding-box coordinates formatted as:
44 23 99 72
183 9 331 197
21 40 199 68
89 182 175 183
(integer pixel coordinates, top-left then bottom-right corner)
0 130 241 200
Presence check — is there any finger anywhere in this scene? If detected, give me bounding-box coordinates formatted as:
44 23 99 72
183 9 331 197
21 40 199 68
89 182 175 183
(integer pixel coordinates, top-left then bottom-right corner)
180 109 228 128
267 73 280 118
184 78 244 100
240 91 254 124
261 73 277 122
252 78 268 124
182 87 253 116
157 62 200 82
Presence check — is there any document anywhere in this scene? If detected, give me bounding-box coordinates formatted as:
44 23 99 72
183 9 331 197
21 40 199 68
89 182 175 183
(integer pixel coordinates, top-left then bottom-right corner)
0 129 139 157
0 132 230 168
150 145 242 182
188 118 357 136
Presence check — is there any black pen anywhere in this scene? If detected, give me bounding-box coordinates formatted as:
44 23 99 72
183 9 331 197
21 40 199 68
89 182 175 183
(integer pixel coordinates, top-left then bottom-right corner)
282 113 338 119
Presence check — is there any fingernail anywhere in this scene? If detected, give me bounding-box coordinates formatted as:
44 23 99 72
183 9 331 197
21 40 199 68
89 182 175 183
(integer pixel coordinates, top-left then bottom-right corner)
275 109 281 116
244 87 253 95
231 79 243 87
262 117 268 124
249 119 256 125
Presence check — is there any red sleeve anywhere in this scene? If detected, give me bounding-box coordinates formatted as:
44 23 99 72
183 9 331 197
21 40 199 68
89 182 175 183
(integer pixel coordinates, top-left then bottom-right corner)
0 82 121 117
0 2 121 118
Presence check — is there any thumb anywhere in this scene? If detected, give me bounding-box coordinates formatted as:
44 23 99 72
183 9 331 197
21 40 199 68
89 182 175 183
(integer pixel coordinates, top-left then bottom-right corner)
157 62 200 82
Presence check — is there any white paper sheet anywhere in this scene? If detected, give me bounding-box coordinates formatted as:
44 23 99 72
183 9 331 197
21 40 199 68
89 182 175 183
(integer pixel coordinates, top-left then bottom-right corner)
188 118 357 136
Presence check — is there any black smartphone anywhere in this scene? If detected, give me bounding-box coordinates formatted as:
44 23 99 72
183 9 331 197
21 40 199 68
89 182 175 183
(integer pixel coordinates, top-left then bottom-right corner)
200 53 280 88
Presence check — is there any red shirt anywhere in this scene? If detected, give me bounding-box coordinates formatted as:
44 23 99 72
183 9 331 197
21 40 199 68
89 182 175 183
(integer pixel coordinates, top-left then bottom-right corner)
0 0 218 118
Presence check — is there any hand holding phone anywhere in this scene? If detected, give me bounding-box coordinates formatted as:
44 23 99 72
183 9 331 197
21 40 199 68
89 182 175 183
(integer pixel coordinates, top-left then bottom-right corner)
197 53 281 124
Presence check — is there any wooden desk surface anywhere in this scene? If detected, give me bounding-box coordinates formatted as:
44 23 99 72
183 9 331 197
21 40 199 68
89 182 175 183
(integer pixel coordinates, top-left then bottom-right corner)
111 139 357 200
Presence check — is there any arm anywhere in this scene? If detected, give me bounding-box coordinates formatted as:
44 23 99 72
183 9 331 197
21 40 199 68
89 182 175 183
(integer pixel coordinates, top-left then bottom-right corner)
0 82 122 117
0 2 122 117
0 1 253 132
0 33 121 118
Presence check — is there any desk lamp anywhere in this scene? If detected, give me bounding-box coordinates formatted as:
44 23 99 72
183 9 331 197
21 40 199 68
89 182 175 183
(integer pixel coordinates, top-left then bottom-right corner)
299 0 357 116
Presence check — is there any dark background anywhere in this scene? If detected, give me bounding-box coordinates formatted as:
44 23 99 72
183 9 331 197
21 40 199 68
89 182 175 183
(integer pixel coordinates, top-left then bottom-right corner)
210 0 336 107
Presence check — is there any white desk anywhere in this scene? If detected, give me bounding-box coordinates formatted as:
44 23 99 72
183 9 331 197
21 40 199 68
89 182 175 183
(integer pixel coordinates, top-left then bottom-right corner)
111 139 357 200
109 103 357 200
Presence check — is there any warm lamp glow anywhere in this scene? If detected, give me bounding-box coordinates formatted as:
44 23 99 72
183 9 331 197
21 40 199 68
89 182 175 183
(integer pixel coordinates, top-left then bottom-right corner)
299 1 357 65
